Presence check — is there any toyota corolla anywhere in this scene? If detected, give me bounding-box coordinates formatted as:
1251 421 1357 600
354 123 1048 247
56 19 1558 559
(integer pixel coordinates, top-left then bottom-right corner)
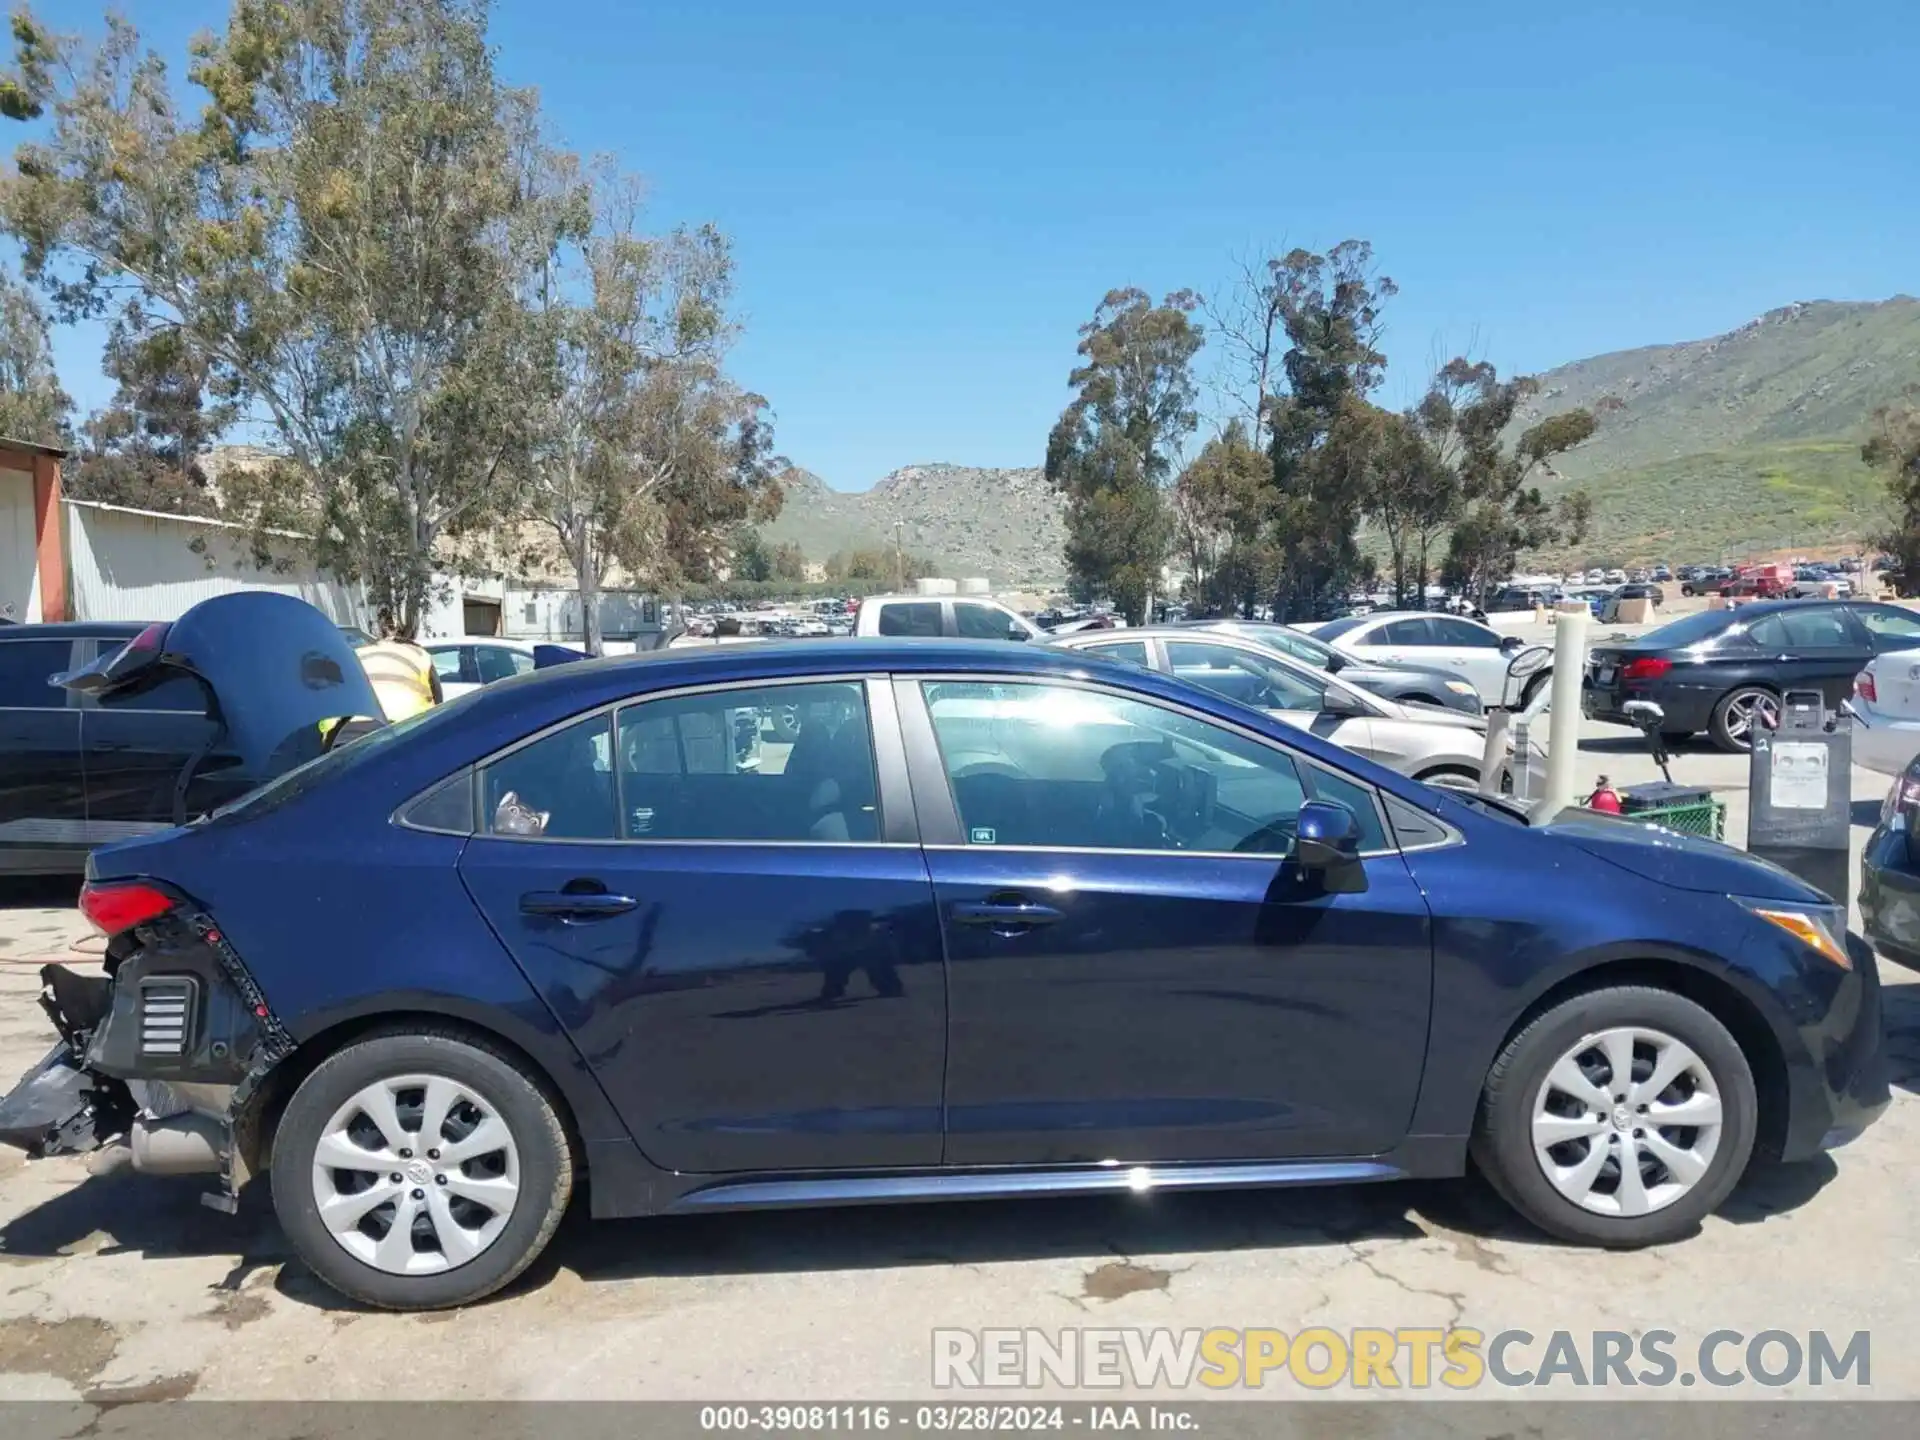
0 594 1888 1310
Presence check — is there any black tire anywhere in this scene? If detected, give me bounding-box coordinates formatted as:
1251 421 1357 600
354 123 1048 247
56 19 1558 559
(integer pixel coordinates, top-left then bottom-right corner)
1415 764 1482 792
1471 985 1756 1248
270 1027 574 1310
1708 685 1778 752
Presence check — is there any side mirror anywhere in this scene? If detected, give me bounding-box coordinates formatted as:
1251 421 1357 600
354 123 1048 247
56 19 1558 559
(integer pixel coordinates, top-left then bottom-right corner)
1322 687 1369 718
1324 651 1348 673
1499 634 1523 653
1007 622 1030 642
1294 800 1366 892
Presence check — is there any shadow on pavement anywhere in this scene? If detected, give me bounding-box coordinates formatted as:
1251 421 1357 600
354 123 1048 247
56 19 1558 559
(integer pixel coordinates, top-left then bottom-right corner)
1879 974 1920 1094
1 1150 1848 1312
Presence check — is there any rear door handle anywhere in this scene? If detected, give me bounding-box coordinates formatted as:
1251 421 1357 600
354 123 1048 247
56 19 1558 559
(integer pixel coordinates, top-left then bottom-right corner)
950 900 1065 932
520 890 638 919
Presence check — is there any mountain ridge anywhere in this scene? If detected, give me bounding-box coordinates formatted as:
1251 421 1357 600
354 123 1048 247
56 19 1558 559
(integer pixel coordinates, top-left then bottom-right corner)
765 296 1920 579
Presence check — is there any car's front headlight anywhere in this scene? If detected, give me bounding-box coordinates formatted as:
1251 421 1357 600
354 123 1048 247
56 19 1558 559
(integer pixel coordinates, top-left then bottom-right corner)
1734 896 1852 970
1443 680 1477 696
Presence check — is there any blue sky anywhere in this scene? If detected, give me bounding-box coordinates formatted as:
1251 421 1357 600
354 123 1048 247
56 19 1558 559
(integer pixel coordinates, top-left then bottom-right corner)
25 0 1919 489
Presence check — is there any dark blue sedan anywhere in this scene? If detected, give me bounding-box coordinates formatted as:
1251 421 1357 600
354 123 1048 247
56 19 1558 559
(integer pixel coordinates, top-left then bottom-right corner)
0 593 1889 1310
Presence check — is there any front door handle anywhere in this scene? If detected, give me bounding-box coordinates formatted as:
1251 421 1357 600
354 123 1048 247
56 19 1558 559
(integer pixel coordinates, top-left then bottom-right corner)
520 890 638 919
950 900 1065 933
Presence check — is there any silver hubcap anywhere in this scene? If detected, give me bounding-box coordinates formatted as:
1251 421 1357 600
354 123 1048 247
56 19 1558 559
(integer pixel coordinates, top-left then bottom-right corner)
1724 691 1778 742
1531 1026 1723 1218
311 1074 521 1275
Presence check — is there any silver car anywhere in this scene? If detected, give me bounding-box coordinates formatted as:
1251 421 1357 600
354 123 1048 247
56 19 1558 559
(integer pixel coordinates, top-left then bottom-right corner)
1052 626 1491 790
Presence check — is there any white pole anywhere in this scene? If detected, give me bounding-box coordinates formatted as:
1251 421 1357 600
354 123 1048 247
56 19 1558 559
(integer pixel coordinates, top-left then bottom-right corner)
1478 709 1511 797
1543 605 1590 814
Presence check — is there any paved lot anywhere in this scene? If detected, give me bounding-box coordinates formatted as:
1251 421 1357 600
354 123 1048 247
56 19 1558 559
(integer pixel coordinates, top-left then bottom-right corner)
0 713 1915 1404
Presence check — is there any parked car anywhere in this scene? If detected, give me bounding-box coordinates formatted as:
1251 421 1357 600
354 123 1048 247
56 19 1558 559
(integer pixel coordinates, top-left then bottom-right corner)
1183 618 1483 714
1862 755 1920 971
1850 649 1920 776
1052 626 1492 789
0 609 1888 1311
1312 611 1550 708
1584 598 1920 751
0 619 257 875
424 639 540 698
853 593 1044 641
1680 568 1733 597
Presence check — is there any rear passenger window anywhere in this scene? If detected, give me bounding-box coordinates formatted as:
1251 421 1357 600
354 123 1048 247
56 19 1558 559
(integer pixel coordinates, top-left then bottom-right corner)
617 682 879 842
482 713 617 839
877 602 943 637
0 639 71 708
1375 619 1434 645
429 649 463 681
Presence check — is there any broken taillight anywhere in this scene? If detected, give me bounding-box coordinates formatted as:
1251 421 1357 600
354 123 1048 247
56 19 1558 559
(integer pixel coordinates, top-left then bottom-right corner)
79 881 177 937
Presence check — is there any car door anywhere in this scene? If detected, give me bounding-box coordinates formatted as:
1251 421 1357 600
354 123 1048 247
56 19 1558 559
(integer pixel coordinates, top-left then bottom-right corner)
953 601 1027 643
1744 606 1873 708
77 638 244 836
1420 616 1512 698
456 676 948 1174
1161 638 1379 759
1343 616 1431 669
473 643 536 686
0 635 86 869
903 675 1433 1165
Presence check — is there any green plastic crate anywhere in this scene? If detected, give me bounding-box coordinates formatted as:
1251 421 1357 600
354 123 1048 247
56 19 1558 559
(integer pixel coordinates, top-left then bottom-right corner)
1622 797 1726 841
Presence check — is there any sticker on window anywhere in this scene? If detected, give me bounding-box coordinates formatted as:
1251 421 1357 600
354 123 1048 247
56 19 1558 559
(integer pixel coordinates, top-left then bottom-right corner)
969 826 997 845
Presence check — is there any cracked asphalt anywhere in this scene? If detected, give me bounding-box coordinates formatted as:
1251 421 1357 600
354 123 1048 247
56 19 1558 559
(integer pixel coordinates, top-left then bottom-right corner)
0 713 1916 1402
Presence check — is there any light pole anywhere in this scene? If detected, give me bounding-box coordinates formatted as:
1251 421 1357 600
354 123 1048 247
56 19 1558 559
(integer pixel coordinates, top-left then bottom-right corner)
894 521 905 591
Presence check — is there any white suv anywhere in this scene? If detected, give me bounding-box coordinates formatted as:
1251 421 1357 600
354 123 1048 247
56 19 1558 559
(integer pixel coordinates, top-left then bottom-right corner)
854 594 1044 641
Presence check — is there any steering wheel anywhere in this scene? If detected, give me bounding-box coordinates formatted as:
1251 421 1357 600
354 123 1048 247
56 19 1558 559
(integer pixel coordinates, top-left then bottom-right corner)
1232 816 1298 855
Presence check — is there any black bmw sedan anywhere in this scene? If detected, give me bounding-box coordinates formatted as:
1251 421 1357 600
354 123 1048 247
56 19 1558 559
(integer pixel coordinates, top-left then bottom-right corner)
1585 598 1920 751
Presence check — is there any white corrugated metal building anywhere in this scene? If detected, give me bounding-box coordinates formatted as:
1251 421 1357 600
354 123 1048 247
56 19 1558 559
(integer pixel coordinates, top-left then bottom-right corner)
63 499 372 629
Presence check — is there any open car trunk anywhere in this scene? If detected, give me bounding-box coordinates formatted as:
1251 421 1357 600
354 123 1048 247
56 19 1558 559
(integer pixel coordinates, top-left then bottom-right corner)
0 594 382 1179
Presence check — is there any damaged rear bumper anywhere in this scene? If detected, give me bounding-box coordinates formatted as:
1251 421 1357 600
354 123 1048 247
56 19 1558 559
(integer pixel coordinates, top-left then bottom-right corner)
0 909 293 1209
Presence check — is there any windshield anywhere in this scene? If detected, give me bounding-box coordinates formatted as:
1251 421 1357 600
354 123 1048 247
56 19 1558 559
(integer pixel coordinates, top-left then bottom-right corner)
1310 617 1369 643
1633 609 1739 649
1219 622 1338 667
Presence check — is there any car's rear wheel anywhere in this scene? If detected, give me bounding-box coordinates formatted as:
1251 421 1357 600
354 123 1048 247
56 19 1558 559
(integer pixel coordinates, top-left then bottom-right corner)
1416 765 1482 792
270 1028 573 1310
1710 686 1778 752
1471 985 1756 1247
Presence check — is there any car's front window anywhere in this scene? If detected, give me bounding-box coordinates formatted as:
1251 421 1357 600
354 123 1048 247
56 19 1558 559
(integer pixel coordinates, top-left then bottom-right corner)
919 680 1386 853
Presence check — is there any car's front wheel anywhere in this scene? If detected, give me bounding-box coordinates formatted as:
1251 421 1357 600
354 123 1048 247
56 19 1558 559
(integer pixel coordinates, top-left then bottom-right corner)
270 1028 574 1309
1471 985 1757 1247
